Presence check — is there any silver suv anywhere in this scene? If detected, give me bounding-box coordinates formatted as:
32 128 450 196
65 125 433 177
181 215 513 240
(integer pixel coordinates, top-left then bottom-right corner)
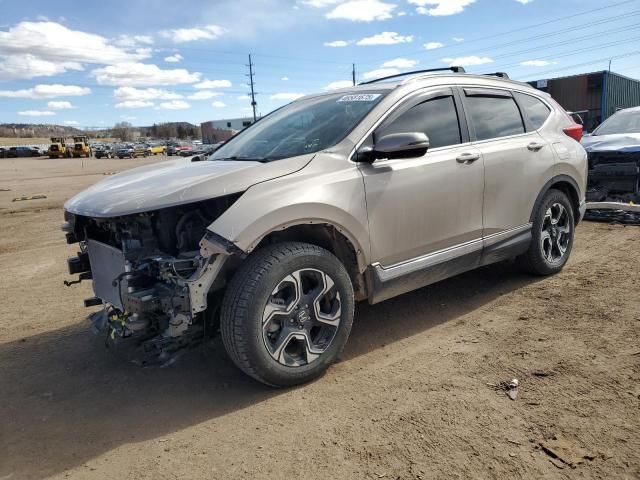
63 68 587 386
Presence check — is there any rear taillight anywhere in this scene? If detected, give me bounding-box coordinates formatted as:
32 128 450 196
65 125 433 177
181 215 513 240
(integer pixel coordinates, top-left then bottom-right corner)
563 124 583 142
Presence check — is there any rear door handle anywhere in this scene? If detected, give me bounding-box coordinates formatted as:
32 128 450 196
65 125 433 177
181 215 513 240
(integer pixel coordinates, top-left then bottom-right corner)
527 142 545 152
456 153 480 164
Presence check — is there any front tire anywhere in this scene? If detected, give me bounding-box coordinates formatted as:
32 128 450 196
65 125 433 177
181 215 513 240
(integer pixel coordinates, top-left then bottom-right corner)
518 189 575 276
220 242 355 387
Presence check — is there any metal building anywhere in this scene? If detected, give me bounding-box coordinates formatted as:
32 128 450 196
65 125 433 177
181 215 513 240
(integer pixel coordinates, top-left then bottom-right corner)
528 71 640 132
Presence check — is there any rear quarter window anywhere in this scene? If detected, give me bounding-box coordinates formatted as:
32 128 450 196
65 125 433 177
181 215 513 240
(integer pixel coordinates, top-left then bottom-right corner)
514 92 551 131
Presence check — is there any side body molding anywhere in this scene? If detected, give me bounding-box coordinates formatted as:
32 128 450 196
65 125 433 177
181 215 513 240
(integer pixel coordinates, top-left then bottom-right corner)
367 224 532 304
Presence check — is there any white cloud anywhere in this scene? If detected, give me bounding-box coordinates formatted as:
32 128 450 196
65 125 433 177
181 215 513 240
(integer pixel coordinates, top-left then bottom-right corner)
362 67 400 80
515 0 533 4
0 54 83 80
301 0 342 6
160 25 225 43
281 76 289 81
114 86 183 101
453 37 464 42
381 58 418 69
18 110 55 116
424 42 444 50
324 40 350 47
158 100 191 110
114 34 154 47
237 95 250 100
323 80 354 90
194 79 232 89
120 115 136 121
441 55 493 66
47 101 75 109
326 0 396 22
0 21 150 79
188 90 223 100
520 60 554 67
270 92 305 101
357 32 413 46
63 120 79 125
115 100 155 108
164 53 184 63
211 101 226 108
410 0 476 16
0 84 91 99
92 63 201 86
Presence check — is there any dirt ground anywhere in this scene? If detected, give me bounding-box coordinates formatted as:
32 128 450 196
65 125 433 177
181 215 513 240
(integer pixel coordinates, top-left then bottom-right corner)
0 157 638 480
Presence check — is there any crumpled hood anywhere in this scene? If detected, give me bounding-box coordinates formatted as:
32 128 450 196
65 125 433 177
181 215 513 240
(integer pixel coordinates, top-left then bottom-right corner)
65 155 312 217
581 133 640 153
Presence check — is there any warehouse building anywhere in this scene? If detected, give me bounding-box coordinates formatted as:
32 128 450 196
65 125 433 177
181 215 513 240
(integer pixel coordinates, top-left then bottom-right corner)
200 123 235 144
201 116 256 144
529 71 640 132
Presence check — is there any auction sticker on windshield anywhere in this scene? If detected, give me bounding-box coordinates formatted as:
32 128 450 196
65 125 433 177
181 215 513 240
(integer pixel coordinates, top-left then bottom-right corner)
337 94 381 102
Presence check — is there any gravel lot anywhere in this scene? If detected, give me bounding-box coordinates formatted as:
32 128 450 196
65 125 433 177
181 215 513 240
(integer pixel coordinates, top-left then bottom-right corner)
1 156 638 479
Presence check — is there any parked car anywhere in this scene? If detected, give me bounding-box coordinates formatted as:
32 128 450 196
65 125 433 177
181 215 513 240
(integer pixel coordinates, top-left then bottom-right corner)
6 146 41 158
149 144 167 155
94 145 114 159
0 147 6 158
166 143 178 156
581 106 640 203
63 68 587 386
132 144 151 158
115 144 134 159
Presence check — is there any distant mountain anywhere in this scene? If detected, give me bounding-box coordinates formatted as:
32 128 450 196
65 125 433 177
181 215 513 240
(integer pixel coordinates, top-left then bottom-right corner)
0 121 201 140
0 123 86 138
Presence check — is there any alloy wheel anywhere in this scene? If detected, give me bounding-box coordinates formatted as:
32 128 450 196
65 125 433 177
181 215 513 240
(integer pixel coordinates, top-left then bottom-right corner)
540 202 571 263
262 268 341 367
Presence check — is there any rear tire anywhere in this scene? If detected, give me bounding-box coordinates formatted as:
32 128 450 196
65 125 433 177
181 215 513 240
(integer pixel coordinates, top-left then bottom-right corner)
518 189 575 276
220 242 355 387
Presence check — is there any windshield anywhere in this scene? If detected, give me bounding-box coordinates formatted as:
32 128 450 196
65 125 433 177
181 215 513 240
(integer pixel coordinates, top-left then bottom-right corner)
211 91 388 161
594 110 640 135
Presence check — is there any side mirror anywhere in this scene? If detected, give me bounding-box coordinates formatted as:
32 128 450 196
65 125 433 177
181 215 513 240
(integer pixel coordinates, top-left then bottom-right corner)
356 132 430 162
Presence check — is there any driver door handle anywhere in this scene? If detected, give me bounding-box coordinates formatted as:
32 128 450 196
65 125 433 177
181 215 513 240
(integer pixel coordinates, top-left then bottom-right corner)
527 142 545 152
456 152 480 164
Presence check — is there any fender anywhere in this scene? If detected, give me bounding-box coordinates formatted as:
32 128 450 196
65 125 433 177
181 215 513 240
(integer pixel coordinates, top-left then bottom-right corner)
210 204 370 274
529 174 582 223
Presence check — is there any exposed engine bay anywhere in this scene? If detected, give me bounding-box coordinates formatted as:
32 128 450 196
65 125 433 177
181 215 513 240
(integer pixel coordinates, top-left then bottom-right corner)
63 194 243 366
585 151 640 225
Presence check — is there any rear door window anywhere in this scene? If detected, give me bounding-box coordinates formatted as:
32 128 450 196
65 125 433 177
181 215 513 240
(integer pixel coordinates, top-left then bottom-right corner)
514 92 551 131
376 95 462 149
464 90 525 141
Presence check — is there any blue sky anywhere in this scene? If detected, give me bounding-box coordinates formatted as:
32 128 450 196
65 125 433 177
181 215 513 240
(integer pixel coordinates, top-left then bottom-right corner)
1 0 639 127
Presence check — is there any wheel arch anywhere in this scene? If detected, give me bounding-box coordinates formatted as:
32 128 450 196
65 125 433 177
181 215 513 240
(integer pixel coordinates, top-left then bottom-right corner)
530 175 582 224
252 222 369 301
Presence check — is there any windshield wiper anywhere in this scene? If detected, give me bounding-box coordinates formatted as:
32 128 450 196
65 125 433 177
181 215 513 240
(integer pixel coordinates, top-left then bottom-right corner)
213 156 270 163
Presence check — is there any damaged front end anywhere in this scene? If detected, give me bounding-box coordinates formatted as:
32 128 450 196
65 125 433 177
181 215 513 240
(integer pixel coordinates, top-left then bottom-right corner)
62 195 243 366
583 137 640 225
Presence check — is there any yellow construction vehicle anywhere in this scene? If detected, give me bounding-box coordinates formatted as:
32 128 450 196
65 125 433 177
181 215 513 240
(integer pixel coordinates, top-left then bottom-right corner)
71 136 92 158
47 137 70 158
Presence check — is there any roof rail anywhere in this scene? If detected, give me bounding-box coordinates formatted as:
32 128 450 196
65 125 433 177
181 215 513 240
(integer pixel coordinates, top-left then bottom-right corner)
483 72 510 79
359 66 466 85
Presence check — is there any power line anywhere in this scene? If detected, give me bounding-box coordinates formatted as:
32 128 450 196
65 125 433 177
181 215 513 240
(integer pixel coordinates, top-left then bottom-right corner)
360 1 640 66
515 49 640 80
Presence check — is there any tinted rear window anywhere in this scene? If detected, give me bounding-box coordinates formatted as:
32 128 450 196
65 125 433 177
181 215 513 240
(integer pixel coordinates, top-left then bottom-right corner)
514 92 551 130
465 94 525 141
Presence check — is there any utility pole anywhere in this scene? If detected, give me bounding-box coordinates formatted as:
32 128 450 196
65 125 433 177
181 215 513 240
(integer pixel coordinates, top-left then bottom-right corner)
352 63 356 86
247 54 257 122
